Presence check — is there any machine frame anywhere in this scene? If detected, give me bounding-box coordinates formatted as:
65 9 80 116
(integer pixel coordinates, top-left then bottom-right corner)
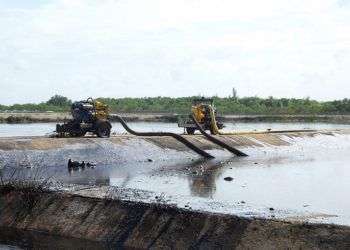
178 98 224 135
56 98 112 137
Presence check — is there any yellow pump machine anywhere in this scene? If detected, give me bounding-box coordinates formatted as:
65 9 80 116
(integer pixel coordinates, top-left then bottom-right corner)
56 98 112 137
184 97 311 136
178 98 225 135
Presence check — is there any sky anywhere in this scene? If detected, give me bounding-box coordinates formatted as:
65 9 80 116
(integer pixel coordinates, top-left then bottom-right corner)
1 0 350 105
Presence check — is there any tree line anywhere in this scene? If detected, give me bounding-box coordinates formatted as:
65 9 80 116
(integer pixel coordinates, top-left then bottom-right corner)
1 95 350 115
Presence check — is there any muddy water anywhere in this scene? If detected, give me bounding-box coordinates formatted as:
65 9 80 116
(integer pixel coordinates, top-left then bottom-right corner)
1 121 350 137
1 132 350 227
105 134 350 226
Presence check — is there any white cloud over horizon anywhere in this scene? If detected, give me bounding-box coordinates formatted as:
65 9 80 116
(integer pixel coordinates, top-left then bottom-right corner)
0 0 350 104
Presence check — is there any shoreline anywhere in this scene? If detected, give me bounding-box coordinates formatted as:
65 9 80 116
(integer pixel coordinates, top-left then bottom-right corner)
2 112 350 124
1 186 349 249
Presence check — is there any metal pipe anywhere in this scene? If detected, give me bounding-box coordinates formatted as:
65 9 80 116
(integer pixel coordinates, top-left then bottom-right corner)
113 115 214 159
191 115 248 157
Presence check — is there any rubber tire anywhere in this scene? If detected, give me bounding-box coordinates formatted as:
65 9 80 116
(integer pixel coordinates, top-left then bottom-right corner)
96 121 111 138
186 127 196 135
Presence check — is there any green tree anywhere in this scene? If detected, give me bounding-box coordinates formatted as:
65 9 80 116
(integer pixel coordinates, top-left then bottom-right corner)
46 95 72 107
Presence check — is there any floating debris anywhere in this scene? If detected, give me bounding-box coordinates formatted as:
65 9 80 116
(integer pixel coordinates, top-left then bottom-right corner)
68 159 96 172
68 159 85 169
224 177 234 181
86 162 96 168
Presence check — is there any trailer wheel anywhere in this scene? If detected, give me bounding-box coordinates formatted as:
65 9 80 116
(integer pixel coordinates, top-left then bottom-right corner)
186 127 196 135
96 120 111 138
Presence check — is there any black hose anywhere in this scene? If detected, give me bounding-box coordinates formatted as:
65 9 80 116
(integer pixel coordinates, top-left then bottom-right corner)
191 115 248 157
113 115 214 159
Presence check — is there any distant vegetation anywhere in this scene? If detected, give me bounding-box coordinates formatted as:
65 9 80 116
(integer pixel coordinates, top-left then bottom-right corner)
1 95 350 115
0 95 72 113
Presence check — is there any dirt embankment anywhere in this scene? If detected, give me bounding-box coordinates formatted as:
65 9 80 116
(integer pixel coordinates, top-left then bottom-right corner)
0 112 71 123
0 188 349 249
1 130 347 152
2 112 350 124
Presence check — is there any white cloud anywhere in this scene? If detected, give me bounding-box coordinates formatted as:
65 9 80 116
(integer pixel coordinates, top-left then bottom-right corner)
0 0 350 104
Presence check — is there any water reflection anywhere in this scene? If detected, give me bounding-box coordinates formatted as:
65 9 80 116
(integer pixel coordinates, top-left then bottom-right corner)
66 165 111 186
149 158 234 199
187 160 224 198
0 155 235 200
